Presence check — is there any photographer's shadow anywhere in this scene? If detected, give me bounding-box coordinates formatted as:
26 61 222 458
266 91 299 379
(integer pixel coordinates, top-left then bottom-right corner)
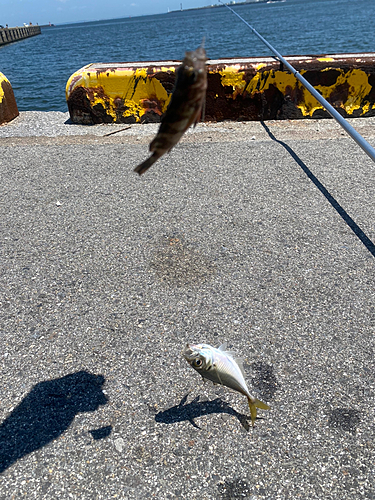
0 371 111 473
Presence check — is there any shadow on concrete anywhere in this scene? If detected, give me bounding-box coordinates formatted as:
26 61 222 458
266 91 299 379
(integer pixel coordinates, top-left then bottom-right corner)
329 407 361 434
218 478 253 499
89 425 113 440
261 121 375 258
0 371 111 473
251 361 279 400
155 393 251 431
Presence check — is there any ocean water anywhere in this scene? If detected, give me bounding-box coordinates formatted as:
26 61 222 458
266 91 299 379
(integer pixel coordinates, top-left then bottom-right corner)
0 0 374 112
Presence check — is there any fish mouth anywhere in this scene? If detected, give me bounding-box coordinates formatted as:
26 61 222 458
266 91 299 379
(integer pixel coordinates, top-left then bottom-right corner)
182 344 198 362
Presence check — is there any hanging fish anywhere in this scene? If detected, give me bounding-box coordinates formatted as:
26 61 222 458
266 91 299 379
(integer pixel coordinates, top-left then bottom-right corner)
183 342 270 427
134 44 207 175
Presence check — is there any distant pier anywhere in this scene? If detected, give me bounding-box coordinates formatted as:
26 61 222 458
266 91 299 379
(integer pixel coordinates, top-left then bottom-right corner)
0 26 41 46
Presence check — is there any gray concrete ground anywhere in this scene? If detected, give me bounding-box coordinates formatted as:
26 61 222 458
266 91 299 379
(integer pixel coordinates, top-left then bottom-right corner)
0 112 374 499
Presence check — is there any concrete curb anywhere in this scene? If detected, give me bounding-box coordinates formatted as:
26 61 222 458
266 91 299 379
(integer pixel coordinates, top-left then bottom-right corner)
0 72 19 125
66 53 375 125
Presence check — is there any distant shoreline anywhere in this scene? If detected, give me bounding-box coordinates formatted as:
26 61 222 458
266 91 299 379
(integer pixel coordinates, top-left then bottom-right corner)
53 0 284 27
168 0 284 14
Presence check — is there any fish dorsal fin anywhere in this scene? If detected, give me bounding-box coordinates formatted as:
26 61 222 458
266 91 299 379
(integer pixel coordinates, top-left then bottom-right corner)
218 342 237 359
218 342 227 351
217 342 246 377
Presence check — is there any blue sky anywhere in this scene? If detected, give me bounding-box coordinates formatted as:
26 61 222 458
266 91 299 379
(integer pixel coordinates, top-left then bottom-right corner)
1 0 213 26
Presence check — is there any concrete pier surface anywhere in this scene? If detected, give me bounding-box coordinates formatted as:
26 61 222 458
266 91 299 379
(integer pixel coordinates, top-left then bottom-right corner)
0 113 374 499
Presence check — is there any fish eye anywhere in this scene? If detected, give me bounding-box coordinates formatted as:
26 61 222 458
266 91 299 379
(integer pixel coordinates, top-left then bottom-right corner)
193 358 203 368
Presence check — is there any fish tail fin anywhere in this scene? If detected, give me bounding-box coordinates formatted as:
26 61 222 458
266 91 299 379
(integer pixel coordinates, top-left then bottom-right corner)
134 153 160 175
247 397 270 427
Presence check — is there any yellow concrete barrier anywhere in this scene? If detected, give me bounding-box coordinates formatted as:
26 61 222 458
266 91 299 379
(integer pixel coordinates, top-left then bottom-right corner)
66 53 375 124
66 63 176 124
0 72 19 125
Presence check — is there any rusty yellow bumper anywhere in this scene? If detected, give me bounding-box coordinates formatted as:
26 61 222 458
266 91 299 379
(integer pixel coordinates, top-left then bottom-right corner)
66 53 375 124
0 72 19 125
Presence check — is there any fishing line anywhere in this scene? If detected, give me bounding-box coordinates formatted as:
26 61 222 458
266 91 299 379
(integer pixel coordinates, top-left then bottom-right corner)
219 0 375 164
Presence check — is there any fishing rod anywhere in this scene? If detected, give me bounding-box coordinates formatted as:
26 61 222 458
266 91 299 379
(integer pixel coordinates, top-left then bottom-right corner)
219 1 375 164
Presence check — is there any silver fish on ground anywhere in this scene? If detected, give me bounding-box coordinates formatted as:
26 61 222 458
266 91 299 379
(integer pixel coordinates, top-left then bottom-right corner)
183 342 270 427
134 44 207 175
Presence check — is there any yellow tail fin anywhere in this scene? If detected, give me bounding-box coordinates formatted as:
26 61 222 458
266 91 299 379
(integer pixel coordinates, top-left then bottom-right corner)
248 398 270 427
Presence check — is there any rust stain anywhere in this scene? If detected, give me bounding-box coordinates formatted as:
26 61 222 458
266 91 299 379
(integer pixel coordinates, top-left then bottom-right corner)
153 72 176 94
329 82 350 108
0 78 19 124
67 86 107 124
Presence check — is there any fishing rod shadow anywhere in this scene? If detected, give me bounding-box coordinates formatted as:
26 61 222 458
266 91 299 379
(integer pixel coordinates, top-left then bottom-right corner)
155 393 252 431
260 121 375 258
